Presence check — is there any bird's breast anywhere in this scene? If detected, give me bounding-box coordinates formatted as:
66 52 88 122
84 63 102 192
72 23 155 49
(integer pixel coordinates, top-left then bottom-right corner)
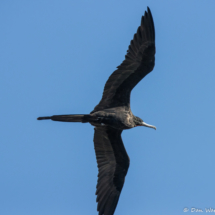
91 108 134 130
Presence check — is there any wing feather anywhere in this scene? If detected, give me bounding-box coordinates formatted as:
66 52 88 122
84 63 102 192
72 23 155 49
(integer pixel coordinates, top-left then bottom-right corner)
91 7 155 113
94 126 130 215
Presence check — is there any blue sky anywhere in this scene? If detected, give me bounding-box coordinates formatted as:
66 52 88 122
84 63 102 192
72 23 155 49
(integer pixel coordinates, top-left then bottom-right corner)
1 1 215 215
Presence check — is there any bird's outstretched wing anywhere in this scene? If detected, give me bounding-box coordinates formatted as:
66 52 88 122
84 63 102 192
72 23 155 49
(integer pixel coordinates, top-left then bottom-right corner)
94 126 130 215
91 7 155 113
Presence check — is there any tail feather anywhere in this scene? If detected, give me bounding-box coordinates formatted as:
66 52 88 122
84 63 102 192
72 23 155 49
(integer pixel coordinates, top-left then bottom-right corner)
37 116 51 120
37 114 97 123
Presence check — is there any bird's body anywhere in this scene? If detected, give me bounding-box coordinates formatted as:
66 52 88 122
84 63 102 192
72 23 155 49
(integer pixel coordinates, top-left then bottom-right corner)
90 107 135 129
38 7 156 215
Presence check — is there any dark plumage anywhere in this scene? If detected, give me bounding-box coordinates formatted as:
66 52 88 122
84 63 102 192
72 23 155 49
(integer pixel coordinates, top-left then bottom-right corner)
38 7 156 215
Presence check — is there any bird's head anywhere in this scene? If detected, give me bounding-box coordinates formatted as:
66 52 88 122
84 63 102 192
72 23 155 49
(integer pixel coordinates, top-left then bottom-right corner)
133 116 156 130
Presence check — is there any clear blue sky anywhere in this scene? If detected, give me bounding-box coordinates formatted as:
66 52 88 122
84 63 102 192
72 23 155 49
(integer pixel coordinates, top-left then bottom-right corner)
1 1 215 215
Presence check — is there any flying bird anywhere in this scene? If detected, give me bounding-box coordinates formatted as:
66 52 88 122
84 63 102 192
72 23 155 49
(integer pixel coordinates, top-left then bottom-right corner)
38 7 156 215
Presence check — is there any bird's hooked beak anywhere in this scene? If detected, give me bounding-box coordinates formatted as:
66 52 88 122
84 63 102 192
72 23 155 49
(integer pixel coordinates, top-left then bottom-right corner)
141 122 156 130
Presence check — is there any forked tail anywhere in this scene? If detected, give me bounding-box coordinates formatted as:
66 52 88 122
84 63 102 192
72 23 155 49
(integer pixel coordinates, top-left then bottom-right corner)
37 114 96 123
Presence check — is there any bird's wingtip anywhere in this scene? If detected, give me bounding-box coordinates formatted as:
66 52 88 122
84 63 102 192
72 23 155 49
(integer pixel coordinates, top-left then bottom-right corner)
147 6 152 14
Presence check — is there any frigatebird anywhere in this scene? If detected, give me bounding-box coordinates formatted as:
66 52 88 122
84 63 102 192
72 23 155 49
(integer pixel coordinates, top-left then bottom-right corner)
38 7 156 215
